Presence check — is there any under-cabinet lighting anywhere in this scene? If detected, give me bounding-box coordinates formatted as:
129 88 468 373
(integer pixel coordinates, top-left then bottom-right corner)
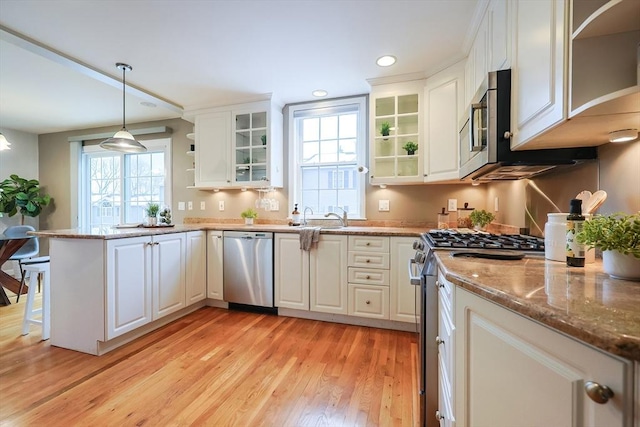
0 134 11 151
471 180 481 186
608 129 638 143
241 187 248 192
376 55 396 67
379 184 387 189
312 90 328 97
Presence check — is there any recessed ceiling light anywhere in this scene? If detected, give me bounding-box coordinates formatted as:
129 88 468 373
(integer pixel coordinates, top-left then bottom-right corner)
608 129 638 143
140 101 157 108
376 55 396 67
312 90 328 97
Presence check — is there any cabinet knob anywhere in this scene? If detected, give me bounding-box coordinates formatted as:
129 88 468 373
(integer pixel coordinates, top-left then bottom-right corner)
584 381 614 404
366 275 371 279
436 336 444 345
436 280 444 289
366 259 370 263
435 410 444 421
366 242 370 246
504 131 513 139
366 300 371 305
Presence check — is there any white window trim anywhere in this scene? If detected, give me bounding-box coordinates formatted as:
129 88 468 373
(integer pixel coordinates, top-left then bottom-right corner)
79 138 172 228
287 96 368 220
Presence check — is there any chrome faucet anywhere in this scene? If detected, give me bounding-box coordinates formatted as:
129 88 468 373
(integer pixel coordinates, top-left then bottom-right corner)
303 207 313 226
324 207 348 227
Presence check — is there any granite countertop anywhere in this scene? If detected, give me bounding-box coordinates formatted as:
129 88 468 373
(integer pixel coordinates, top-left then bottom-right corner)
436 252 640 361
30 223 425 239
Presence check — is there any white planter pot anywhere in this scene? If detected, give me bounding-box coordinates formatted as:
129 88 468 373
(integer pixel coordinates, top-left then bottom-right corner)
147 216 157 226
602 250 640 281
244 218 254 225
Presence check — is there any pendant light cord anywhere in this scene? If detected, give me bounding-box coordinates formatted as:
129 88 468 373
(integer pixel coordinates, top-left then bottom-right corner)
122 65 126 131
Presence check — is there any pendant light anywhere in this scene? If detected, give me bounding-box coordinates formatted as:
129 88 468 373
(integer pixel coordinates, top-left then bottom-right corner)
0 133 11 151
99 63 147 153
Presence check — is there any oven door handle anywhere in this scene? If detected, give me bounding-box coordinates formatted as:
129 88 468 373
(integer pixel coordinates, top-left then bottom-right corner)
408 259 422 286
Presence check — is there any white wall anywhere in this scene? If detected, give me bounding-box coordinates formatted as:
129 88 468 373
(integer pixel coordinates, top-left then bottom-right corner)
0 128 40 230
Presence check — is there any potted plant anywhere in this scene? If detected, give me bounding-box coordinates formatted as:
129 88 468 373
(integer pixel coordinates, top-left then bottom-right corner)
380 121 391 140
469 209 495 231
261 134 267 145
159 207 172 225
241 207 258 225
145 202 160 226
0 174 51 225
577 212 640 281
402 141 418 155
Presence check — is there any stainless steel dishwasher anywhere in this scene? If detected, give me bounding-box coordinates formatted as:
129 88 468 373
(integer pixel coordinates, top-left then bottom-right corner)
223 231 274 309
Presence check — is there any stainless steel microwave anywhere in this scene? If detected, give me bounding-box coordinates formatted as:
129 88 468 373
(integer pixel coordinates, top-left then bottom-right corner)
459 69 597 181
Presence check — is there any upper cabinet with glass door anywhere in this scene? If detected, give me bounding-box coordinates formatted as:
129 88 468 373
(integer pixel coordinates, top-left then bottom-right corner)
369 80 425 185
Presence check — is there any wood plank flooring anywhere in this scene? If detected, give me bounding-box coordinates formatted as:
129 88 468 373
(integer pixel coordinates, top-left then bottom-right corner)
0 292 419 426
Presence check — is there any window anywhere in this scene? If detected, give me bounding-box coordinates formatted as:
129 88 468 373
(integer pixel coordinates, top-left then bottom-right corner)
288 96 367 219
80 138 171 231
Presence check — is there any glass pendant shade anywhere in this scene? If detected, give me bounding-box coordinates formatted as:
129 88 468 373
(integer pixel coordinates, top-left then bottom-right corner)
100 63 146 152
0 134 11 151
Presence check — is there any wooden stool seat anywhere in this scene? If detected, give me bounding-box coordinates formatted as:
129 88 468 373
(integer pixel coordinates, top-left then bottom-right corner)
22 262 50 340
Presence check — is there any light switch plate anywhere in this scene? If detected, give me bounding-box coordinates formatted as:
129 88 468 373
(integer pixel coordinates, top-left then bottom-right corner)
270 200 279 211
200 201 206 210
448 199 458 212
178 202 185 211
379 200 390 212
187 201 193 210
218 201 225 211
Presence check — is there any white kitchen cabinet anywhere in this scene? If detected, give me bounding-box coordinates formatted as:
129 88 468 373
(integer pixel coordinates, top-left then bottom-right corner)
310 234 348 315
488 0 511 72
510 0 567 150
471 12 489 97
152 233 187 319
206 230 224 301
106 236 152 340
423 61 465 183
436 271 456 427
194 111 232 188
454 287 634 427
389 237 418 323
347 236 390 320
185 231 206 305
274 233 309 310
348 284 389 319
369 80 424 185
188 99 283 189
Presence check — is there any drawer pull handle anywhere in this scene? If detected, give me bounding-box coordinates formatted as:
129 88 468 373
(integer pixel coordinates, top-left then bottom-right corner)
366 300 371 305
584 381 614 404
436 280 444 289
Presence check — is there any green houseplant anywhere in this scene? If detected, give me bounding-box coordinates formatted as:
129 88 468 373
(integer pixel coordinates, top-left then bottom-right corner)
145 202 160 225
469 209 495 230
380 121 391 139
241 207 258 225
0 174 51 225
577 212 640 280
402 141 418 155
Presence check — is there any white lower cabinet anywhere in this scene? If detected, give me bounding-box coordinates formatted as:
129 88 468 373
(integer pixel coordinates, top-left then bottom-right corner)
206 230 224 300
274 233 309 310
348 284 389 319
390 237 418 323
453 286 633 427
186 231 206 304
310 235 348 314
106 236 152 340
106 233 186 340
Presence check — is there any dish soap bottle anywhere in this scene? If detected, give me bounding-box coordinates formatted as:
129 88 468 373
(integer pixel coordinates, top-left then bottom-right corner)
292 203 301 226
566 198 586 267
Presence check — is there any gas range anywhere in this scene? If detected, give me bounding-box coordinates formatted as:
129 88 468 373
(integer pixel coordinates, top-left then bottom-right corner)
424 229 545 252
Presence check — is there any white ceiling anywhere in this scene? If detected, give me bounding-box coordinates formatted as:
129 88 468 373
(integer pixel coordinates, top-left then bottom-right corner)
0 0 482 135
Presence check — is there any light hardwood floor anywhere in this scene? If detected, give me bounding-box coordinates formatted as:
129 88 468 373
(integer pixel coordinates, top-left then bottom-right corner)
0 292 419 426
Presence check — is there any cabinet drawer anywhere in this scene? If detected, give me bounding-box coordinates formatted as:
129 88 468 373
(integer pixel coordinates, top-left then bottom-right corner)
348 284 389 319
348 267 390 286
348 251 390 269
348 235 389 252
437 271 454 308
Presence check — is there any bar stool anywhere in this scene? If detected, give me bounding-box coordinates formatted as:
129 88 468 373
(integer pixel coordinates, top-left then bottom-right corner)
21 261 50 340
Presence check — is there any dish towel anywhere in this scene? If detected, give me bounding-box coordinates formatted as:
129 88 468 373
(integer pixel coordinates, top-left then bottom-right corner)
299 227 321 251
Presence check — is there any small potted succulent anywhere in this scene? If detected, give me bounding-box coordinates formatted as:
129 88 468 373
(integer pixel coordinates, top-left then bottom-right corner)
402 141 418 155
380 121 391 140
469 209 495 231
145 202 160 226
577 212 640 281
241 207 258 225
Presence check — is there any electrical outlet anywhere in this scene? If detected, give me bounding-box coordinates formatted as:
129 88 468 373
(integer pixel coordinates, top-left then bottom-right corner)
219 201 225 211
200 201 206 210
187 201 193 211
379 200 390 212
447 199 457 212
178 202 185 211
494 197 499 212
270 200 279 211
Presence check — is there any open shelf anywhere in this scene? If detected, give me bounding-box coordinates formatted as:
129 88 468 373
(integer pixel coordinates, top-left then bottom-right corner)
573 0 640 40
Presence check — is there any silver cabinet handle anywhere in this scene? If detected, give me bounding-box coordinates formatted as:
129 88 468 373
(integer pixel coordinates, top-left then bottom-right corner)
436 336 444 345
435 410 444 421
584 381 614 404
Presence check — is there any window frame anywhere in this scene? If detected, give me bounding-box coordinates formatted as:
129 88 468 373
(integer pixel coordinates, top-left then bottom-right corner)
79 138 172 228
287 96 368 220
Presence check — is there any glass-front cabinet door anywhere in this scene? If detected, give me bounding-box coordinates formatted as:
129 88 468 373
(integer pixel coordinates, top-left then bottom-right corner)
234 111 268 184
370 81 424 185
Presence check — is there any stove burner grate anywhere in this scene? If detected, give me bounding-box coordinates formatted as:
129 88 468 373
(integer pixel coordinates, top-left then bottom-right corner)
425 230 545 252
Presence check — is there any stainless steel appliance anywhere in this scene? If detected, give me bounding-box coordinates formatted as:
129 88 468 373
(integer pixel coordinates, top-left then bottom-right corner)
409 230 546 426
223 231 274 309
459 69 597 181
